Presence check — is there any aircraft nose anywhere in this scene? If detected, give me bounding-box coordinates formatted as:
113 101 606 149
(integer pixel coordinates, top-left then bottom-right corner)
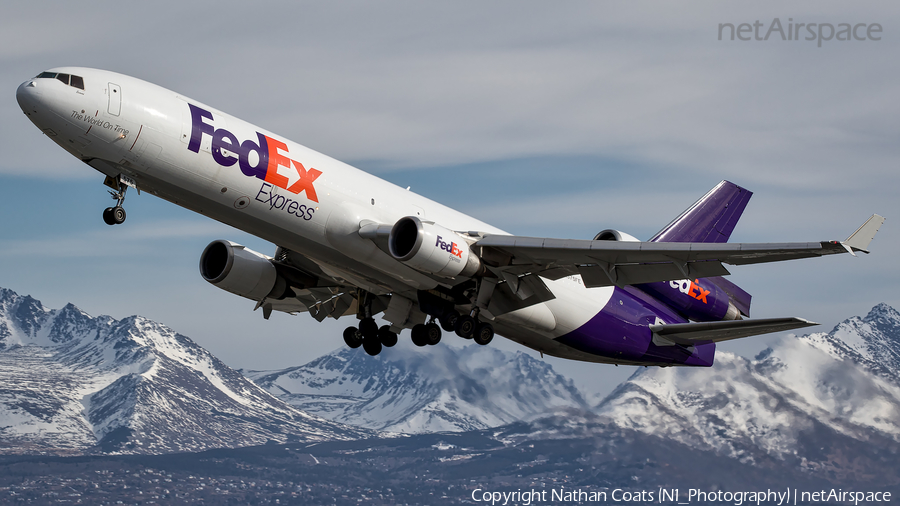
16 79 41 116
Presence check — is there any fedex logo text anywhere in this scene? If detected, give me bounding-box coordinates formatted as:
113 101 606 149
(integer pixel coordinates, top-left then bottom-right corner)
669 279 711 304
436 236 463 261
187 104 321 202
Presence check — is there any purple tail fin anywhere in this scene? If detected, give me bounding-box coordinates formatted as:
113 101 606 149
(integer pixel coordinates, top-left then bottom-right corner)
649 180 753 316
649 180 752 243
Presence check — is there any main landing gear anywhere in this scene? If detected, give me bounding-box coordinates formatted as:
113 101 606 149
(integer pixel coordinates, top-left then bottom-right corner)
343 318 398 357
343 290 397 356
341 289 494 356
448 309 494 346
102 176 128 226
342 310 494 356
410 320 442 347
410 309 494 348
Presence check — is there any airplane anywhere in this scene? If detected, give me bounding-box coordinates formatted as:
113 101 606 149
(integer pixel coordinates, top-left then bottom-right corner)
16 67 884 367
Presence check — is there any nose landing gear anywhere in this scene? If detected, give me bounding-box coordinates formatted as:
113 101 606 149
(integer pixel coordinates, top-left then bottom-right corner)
102 176 129 225
102 205 126 225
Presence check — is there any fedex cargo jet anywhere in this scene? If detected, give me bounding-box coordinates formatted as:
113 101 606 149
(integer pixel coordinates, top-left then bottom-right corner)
15 68 884 367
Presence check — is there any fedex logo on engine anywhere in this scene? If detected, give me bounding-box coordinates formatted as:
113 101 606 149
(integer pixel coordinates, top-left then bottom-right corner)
669 279 711 304
187 104 321 202
436 235 463 261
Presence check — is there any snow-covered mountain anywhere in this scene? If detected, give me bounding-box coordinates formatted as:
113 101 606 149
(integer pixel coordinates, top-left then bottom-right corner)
245 345 589 433
5 278 898 486
595 303 900 467
0 287 368 455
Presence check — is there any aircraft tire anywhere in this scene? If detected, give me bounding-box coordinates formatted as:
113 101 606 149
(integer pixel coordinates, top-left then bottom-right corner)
439 311 458 332
378 326 398 347
424 323 442 345
112 206 126 224
102 207 116 226
473 322 494 345
343 326 363 348
362 336 382 356
359 317 378 339
411 324 428 347
454 315 476 339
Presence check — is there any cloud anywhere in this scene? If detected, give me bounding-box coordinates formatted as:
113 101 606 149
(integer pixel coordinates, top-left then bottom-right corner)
0 219 230 258
3 2 897 185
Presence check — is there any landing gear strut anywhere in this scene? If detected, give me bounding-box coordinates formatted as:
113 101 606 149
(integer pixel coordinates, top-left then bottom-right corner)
102 176 129 226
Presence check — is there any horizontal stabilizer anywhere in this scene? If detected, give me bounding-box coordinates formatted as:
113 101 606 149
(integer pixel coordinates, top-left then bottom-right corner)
842 214 885 254
649 317 818 345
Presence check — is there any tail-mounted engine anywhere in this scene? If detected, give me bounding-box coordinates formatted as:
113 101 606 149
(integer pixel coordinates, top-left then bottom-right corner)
593 229 640 242
388 216 482 278
639 278 741 322
199 240 289 301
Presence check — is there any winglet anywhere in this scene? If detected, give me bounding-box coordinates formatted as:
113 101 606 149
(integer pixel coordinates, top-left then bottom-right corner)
842 214 885 254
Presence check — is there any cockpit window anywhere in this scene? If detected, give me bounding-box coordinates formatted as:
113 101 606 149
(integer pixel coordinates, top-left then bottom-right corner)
34 71 84 90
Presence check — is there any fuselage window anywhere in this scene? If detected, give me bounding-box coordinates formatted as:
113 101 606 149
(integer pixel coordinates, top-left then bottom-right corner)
55 73 70 86
70 75 84 90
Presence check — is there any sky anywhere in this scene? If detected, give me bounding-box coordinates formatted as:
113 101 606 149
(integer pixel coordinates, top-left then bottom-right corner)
1 1 897 399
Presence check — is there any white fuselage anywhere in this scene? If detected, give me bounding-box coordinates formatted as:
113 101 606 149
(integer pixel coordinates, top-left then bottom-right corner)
17 67 619 363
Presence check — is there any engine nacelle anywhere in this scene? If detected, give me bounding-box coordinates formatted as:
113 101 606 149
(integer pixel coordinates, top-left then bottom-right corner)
593 229 640 242
388 216 481 278
199 240 287 301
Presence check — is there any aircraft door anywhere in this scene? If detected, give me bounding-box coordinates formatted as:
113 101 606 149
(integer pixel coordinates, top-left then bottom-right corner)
108 83 121 116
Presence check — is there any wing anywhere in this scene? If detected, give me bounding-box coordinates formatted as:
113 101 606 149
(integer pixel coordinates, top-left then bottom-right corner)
649 317 818 345
475 214 884 288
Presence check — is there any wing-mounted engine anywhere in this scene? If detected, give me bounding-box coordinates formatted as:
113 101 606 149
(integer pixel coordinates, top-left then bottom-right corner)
200 240 356 320
388 216 483 278
199 240 291 301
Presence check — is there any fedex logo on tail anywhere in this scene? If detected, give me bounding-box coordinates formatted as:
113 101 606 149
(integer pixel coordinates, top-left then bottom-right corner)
436 236 463 259
187 104 321 202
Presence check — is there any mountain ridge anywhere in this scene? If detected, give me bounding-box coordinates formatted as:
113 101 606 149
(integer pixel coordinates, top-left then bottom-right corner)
245 344 591 433
0 286 369 456
1 281 898 490
592 303 900 470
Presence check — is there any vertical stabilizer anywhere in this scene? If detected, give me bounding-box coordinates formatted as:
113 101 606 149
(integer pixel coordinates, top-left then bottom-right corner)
647 180 753 317
649 180 752 244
